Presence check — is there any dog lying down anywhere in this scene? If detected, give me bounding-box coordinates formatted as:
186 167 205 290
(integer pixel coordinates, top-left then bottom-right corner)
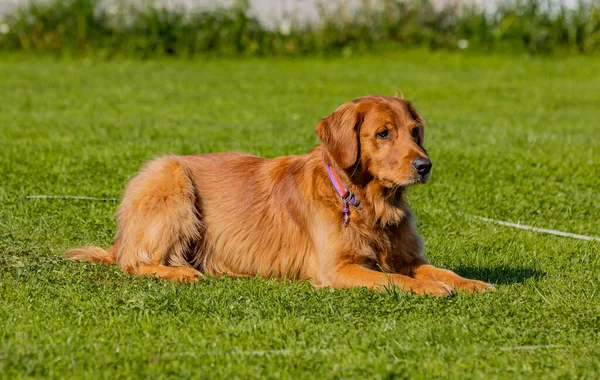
68 95 495 296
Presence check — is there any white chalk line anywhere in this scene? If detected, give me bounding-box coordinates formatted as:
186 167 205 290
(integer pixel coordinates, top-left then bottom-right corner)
153 346 566 361
24 194 600 242
499 344 562 351
148 345 568 358
471 216 600 242
26 195 118 202
159 348 331 357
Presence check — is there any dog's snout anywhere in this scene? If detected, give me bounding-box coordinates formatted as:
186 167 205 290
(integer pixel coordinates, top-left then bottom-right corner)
412 157 432 176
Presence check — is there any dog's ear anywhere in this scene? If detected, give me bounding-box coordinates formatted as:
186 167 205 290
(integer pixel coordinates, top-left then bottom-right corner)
405 101 423 125
315 102 365 169
405 101 425 144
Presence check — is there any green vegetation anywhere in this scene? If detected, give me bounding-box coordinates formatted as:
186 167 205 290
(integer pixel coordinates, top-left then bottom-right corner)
0 51 599 377
1 0 599 57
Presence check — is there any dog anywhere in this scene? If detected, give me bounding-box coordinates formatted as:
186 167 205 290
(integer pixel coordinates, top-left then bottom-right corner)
68 95 494 295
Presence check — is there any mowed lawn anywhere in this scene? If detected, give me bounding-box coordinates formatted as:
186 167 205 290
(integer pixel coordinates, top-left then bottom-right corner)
0 51 598 378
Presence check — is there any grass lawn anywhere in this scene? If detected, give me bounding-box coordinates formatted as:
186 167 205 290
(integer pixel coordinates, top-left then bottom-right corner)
0 50 599 378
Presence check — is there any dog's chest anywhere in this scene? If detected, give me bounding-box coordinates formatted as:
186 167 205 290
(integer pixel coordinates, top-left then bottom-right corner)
346 221 394 270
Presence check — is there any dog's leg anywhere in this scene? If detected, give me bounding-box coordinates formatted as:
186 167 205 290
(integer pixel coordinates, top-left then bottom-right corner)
113 155 203 282
331 264 452 296
411 262 495 293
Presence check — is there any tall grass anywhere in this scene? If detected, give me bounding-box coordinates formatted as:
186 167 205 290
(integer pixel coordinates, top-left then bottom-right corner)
0 0 598 56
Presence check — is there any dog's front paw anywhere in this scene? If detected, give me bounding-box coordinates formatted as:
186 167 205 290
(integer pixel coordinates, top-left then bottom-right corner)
454 279 496 293
408 280 453 297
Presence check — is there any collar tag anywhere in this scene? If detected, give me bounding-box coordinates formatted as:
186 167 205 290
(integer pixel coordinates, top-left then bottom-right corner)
326 164 359 227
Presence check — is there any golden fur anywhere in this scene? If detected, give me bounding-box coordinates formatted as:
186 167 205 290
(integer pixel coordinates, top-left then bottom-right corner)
68 95 494 295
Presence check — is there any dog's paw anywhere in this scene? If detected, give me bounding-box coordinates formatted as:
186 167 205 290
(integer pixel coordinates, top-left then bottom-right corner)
174 267 203 283
455 279 496 293
409 280 453 297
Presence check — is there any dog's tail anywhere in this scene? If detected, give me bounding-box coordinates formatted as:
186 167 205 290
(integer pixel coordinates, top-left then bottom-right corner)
66 246 116 265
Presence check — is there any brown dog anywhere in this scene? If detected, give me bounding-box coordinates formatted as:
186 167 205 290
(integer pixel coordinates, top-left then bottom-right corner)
68 95 494 295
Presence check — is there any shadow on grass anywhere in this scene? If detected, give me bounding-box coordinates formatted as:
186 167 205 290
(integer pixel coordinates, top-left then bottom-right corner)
454 266 545 285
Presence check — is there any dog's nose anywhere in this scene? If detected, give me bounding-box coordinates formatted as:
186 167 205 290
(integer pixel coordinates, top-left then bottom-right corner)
412 157 432 176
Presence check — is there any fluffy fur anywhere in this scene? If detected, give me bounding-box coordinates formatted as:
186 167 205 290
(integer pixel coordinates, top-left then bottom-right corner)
67 95 494 295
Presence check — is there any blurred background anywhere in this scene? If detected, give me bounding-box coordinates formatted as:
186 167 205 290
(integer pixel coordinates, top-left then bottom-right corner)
0 0 598 56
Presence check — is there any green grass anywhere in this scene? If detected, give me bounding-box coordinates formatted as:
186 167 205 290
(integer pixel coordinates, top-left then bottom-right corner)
0 51 599 378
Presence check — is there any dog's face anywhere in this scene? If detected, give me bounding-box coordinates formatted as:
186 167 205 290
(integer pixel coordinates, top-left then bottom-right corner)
316 95 431 188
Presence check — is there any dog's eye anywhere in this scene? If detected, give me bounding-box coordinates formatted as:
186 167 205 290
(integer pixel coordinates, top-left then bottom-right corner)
411 128 420 139
376 129 390 139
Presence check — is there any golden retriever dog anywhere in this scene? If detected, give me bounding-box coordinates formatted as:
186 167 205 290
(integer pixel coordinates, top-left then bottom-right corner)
68 95 494 295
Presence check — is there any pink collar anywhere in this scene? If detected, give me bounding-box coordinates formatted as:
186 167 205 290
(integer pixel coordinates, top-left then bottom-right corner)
326 164 359 227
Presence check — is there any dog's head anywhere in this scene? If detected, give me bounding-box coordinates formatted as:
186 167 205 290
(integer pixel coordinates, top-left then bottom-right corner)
316 95 431 188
